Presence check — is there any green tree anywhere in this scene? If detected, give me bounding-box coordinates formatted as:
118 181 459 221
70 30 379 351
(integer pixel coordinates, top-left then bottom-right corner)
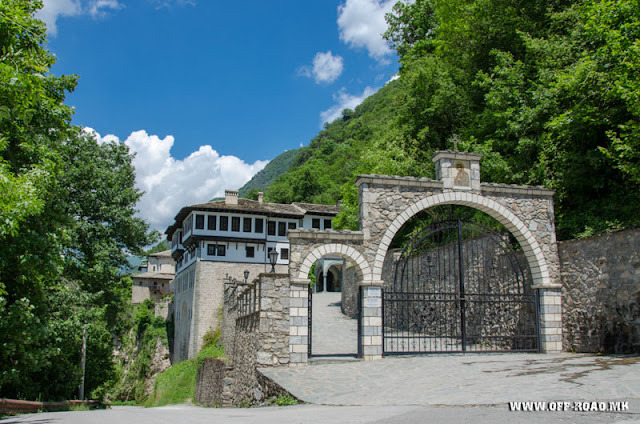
0 0 155 400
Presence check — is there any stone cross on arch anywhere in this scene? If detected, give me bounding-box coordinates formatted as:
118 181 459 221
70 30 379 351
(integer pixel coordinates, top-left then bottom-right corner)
450 134 461 152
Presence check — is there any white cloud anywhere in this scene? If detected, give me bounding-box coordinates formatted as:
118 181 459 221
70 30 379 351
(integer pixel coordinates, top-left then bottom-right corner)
86 128 268 233
319 86 377 126
150 0 196 9
299 51 344 84
387 73 400 84
337 0 396 62
37 0 81 35
38 0 123 35
89 0 123 17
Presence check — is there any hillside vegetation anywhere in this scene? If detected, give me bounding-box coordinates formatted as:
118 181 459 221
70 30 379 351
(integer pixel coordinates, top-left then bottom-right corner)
238 148 300 197
252 0 640 241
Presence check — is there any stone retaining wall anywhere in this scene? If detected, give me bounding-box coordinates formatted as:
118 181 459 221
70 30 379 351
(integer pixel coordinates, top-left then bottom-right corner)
195 358 233 407
198 273 292 406
560 228 640 353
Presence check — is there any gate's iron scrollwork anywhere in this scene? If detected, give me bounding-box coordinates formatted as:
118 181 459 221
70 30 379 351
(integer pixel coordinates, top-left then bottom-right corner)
383 220 540 354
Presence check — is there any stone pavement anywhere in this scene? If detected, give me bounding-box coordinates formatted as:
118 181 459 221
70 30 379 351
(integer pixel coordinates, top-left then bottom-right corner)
260 353 640 407
311 292 358 356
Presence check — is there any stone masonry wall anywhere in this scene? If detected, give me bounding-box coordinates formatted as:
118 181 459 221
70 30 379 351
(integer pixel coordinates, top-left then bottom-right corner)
342 249 398 319
189 261 286 360
341 261 359 319
203 273 291 406
560 228 640 353
195 357 233 407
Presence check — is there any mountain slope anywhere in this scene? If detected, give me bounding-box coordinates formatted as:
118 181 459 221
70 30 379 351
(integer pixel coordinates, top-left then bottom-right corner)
238 148 300 197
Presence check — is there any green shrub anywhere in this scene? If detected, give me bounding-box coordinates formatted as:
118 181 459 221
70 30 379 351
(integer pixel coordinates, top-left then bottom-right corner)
202 328 221 348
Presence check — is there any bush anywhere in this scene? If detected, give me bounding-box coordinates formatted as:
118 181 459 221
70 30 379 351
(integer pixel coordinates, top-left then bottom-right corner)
202 328 221 349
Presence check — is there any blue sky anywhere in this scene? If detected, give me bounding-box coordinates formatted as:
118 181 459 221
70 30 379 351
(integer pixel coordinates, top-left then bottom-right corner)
39 0 401 232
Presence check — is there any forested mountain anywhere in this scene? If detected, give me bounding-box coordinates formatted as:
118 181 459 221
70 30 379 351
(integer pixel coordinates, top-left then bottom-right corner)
238 148 300 197
261 0 640 241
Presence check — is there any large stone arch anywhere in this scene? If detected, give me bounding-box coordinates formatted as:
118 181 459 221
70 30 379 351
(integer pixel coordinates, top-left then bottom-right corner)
298 243 373 282
372 191 551 288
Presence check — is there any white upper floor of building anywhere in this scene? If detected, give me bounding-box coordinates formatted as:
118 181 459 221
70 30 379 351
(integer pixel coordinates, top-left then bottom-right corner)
165 190 340 274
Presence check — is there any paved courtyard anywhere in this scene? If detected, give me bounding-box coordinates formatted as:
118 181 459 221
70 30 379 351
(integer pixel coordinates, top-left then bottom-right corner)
261 353 640 407
311 292 358 356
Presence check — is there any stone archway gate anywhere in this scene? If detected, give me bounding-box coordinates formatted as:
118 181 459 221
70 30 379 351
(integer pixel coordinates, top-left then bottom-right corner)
287 151 562 364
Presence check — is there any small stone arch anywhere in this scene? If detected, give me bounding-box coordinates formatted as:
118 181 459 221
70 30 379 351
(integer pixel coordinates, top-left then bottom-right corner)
372 191 551 288
298 243 373 282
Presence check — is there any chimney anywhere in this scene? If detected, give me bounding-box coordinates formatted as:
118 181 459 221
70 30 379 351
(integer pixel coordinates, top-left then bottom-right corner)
225 189 238 205
258 192 264 204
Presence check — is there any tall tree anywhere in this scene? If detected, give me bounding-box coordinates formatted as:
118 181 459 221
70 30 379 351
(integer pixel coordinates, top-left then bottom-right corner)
383 0 640 239
1 0 155 400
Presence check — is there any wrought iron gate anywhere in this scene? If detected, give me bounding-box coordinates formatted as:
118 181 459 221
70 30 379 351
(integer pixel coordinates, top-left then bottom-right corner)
383 219 540 354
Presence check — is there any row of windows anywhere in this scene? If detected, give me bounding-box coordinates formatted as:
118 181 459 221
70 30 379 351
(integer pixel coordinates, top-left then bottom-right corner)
194 214 269 233
312 218 332 229
268 221 296 236
206 243 289 260
176 215 334 247
207 244 226 256
192 214 297 236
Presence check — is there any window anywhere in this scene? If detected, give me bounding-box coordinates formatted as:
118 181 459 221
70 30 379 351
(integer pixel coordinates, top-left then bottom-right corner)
246 246 255 258
207 215 216 230
207 244 216 256
217 245 226 256
281 248 289 260
220 216 229 231
255 218 264 233
312 218 320 229
243 217 252 232
195 214 204 229
268 221 276 235
182 215 193 234
288 222 296 230
324 219 332 229
232 217 240 232
278 222 286 236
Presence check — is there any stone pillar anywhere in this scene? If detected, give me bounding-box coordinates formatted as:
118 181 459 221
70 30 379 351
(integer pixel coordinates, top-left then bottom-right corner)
256 274 291 367
360 282 383 360
538 288 563 352
289 279 309 365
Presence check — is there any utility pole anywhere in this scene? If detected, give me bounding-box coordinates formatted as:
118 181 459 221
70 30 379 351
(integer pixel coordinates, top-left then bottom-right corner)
78 324 87 400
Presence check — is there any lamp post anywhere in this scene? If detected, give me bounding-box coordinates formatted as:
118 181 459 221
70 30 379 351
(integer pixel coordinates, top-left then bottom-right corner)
268 249 279 273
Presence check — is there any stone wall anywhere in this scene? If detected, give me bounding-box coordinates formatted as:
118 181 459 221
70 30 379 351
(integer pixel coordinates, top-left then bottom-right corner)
195 357 233 407
342 249 398 319
173 262 196 362
203 273 292 406
560 229 640 353
179 260 286 362
341 261 359 319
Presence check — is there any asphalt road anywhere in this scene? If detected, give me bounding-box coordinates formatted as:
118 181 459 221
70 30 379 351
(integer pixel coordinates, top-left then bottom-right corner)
2 403 639 424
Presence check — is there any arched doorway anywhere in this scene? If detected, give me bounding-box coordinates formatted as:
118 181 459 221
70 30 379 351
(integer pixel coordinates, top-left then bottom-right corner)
309 257 355 357
383 218 539 354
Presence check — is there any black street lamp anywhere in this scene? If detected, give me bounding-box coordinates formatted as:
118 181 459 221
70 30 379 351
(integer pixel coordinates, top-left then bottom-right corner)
268 249 279 273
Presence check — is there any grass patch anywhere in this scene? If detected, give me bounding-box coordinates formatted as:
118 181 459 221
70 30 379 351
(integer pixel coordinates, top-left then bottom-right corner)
68 403 90 412
274 394 299 406
144 344 225 407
